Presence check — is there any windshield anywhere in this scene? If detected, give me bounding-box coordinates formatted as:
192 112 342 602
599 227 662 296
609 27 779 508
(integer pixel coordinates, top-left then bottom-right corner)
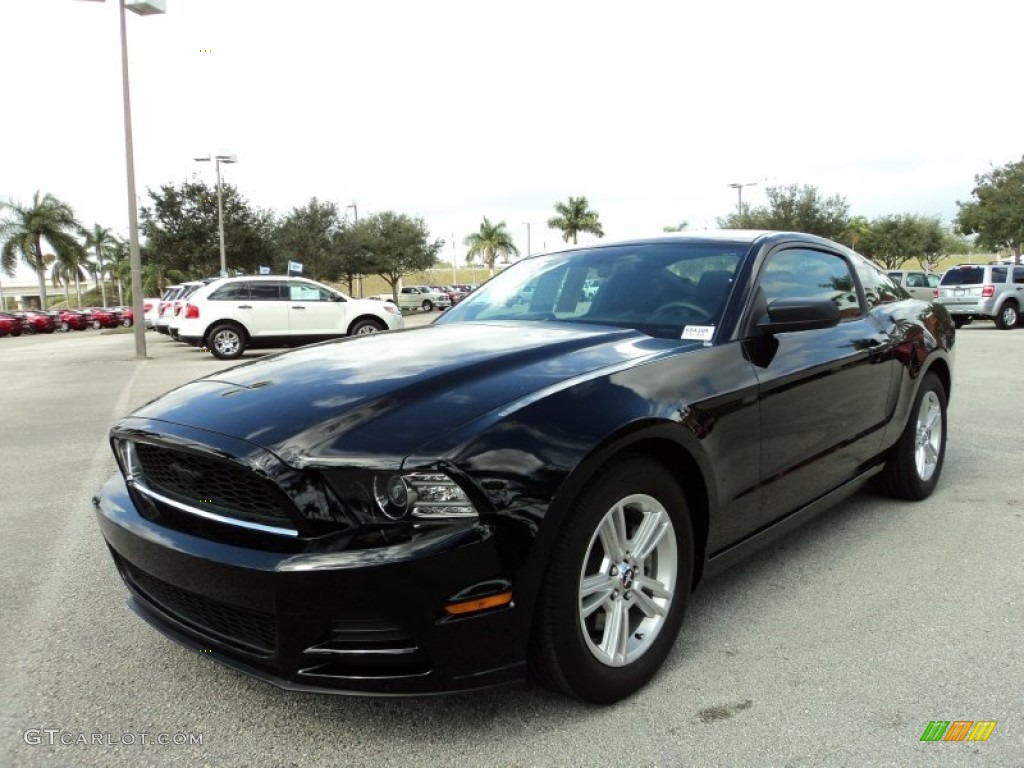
437 242 746 338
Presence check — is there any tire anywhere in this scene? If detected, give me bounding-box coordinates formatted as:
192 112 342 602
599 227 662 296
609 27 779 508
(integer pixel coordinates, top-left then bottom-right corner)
122 318 132 327
60 321 70 332
92 320 101 329
994 302 1018 330
421 299 434 312
530 457 693 704
350 318 385 335
207 324 246 360
952 316 969 329
880 372 947 500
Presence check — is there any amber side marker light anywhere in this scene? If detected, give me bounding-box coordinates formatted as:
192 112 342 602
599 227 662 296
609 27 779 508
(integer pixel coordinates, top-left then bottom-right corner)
444 592 513 615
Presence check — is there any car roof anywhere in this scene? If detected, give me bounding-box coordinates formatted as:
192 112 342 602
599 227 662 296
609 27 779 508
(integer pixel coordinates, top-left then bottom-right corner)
531 230 848 257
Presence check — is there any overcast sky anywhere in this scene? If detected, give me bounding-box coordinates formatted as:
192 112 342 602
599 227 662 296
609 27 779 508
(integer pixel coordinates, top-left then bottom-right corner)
2 0 1020 282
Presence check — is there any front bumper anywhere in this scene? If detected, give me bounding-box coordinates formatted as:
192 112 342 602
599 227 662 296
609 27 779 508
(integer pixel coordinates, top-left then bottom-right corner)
93 473 527 695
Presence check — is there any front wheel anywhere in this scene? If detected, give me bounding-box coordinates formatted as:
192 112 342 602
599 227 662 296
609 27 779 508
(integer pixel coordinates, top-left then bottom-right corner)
421 299 434 312
350 318 385 335
60 321 70 332
880 372 947 500
994 303 1019 330
92 320 101 329
530 457 693 704
207 324 246 360
952 316 970 329
122 317 132 327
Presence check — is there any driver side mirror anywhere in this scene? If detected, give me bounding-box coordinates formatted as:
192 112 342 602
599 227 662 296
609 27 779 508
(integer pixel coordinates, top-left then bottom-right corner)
757 298 840 335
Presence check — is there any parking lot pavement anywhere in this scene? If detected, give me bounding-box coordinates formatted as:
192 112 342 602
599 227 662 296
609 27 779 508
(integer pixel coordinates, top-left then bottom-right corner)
1 324 1022 767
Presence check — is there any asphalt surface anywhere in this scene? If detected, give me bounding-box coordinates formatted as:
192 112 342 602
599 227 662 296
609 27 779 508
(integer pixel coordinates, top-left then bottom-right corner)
1 320 1021 767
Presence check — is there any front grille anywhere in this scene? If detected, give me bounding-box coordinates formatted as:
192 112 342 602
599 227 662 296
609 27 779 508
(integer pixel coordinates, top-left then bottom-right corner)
120 557 276 655
135 442 294 528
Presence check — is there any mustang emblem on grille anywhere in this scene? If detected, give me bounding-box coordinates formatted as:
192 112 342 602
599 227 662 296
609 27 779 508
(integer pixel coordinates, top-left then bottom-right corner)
167 461 206 492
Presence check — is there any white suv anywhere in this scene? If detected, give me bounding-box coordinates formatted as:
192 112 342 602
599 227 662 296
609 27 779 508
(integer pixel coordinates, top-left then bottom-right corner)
177 276 405 359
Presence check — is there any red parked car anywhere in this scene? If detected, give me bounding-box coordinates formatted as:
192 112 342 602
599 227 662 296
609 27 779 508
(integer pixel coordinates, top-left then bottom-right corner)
55 309 89 332
115 306 134 327
0 312 24 337
12 310 56 334
85 307 121 329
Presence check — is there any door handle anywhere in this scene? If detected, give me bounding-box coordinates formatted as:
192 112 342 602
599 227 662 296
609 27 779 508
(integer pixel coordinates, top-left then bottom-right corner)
237 304 252 309
292 306 306 310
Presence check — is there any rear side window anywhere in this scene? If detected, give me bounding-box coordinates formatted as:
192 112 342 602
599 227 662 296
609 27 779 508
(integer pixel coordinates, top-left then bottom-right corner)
1013 267 1024 285
250 281 286 300
856 259 904 306
991 267 1007 284
940 267 984 285
209 282 250 300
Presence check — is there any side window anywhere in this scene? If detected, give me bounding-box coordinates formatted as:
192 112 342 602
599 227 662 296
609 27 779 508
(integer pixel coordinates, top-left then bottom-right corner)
887 272 903 284
289 282 331 301
759 248 862 318
927 274 941 288
250 281 285 300
906 273 926 288
854 259 904 306
991 267 1007 284
1012 267 1024 285
208 282 250 301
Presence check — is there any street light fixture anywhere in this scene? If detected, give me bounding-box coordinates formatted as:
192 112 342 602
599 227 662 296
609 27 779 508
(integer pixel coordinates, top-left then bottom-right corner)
78 0 166 359
195 153 237 276
728 182 758 212
346 201 359 223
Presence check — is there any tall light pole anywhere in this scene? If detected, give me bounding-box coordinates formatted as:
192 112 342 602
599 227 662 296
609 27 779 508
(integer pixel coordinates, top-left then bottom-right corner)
523 222 533 258
195 154 237 276
728 182 757 213
79 0 165 359
347 201 358 223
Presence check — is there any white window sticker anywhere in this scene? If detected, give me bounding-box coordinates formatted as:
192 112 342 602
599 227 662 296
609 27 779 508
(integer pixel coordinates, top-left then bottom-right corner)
681 325 715 342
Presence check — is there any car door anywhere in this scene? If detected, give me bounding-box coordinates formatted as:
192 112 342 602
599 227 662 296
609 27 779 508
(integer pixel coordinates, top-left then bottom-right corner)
747 246 897 523
287 280 347 336
902 271 934 301
242 280 289 338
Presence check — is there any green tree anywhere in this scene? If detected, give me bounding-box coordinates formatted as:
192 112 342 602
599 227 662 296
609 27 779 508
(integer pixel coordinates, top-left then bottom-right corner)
140 179 278 278
50 251 86 308
275 197 342 281
842 215 872 252
82 224 118 306
547 196 605 244
463 217 519 275
662 221 689 233
718 184 850 241
955 157 1024 263
0 191 85 307
354 212 444 302
858 214 945 270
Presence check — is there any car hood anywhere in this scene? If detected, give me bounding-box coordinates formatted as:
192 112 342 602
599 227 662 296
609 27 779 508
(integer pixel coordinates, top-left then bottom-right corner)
128 322 676 465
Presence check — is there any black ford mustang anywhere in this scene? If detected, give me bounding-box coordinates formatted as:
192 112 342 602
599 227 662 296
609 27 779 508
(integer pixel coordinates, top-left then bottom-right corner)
94 232 954 704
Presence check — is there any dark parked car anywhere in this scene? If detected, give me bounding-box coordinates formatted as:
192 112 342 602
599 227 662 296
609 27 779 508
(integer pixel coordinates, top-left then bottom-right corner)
0 312 24 337
94 232 954 704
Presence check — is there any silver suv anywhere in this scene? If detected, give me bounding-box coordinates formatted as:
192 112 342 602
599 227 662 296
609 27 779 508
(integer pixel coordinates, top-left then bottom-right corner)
936 263 1024 329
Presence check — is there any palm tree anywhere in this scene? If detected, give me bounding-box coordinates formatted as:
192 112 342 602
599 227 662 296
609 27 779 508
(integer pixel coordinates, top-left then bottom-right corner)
463 217 519 275
106 237 130 304
547 196 605 245
50 257 86 308
0 192 85 308
82 224 118 307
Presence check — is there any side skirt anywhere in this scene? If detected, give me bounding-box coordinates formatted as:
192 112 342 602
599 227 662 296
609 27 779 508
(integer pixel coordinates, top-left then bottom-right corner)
702 464 884 581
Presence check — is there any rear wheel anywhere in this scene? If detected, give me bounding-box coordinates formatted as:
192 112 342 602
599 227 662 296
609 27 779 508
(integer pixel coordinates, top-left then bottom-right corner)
92 320 101 329
880 372 947 500
530 457 693 704
122 317 132 327
60 321 70 332
208 324 246 360
994 302 1018 330
421 299 434 312
350 318 385 335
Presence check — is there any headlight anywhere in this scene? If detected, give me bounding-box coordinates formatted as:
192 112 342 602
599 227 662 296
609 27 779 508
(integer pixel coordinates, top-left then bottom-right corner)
373 471 477 520
114 439 143 482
